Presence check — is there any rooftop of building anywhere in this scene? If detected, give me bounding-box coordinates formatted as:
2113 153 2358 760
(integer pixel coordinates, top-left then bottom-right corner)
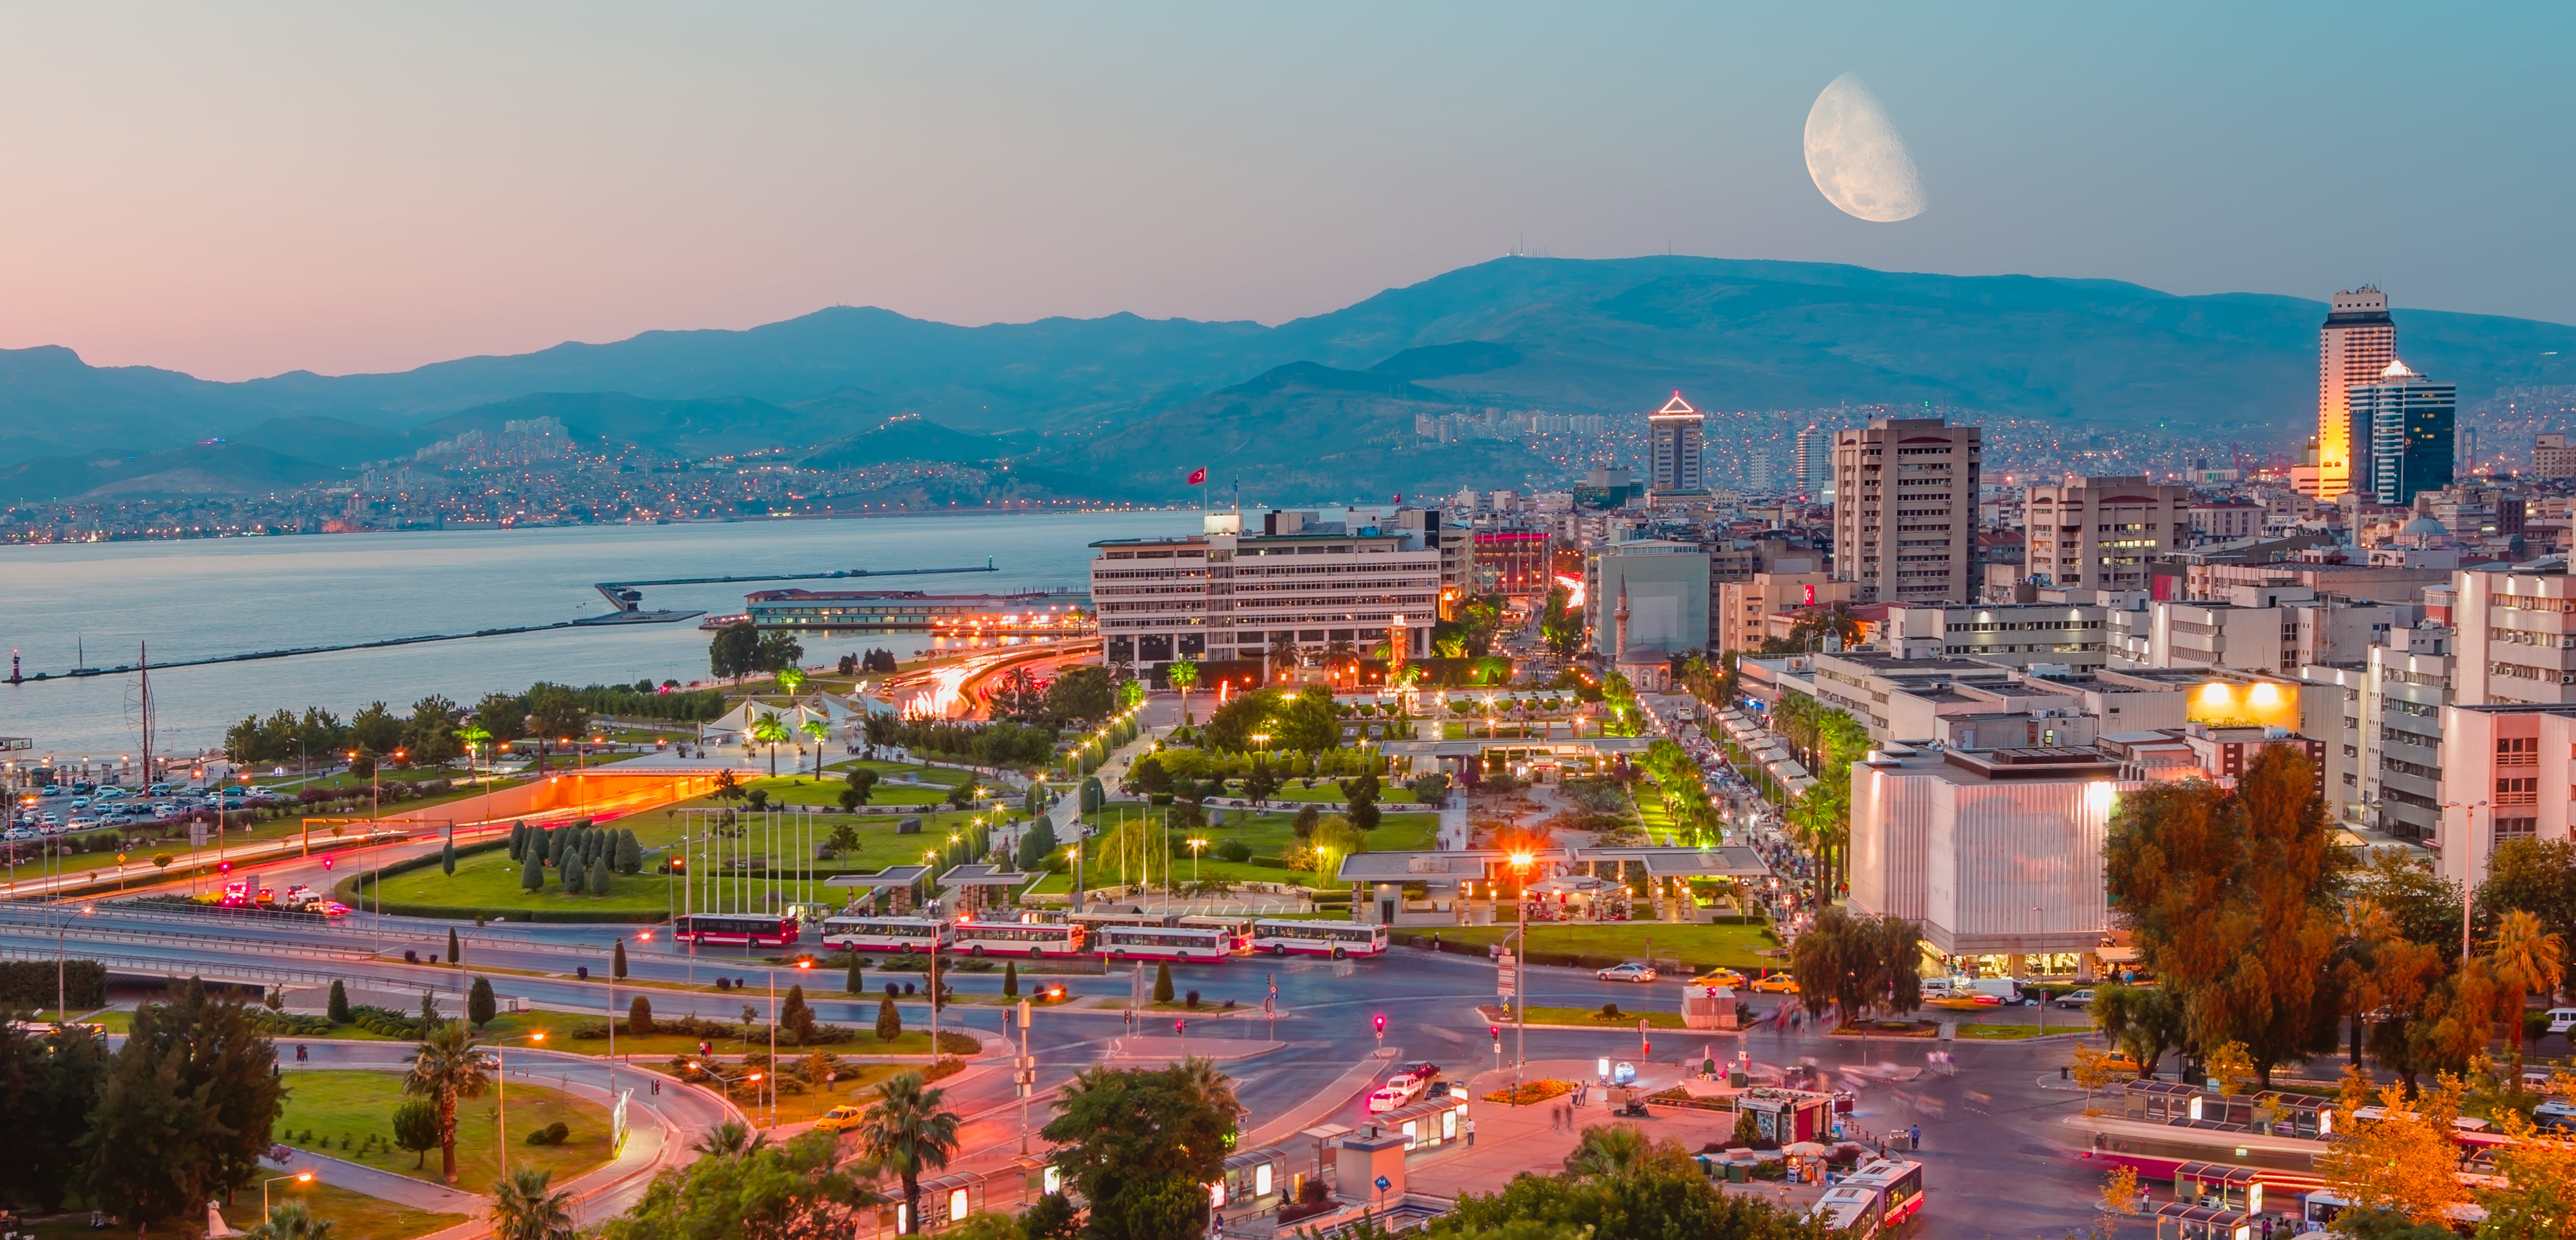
1862 744 2122 784
1817 651 2014 675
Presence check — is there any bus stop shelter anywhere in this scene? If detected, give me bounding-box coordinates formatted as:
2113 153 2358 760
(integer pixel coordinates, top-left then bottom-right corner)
823 864 932 914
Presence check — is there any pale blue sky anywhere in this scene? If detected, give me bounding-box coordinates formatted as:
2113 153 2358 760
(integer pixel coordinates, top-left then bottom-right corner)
0 2 2566 379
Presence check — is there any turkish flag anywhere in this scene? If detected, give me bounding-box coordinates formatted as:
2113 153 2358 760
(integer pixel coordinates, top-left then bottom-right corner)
1187 467 1207 486
1393 493 1403 504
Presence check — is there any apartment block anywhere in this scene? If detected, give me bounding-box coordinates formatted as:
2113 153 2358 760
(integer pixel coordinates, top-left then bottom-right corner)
2450 564 2576 708
1089 510 1441 674
2535 434 2576 480
1717 571 1846 655
2024 476 2190 591
2189 502 2264 542
1881 601 2110 671
1831 417 1981 603
2435 704 2576 887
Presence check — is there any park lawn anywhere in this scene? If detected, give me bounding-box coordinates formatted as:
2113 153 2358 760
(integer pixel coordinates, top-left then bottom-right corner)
275 1070 612 1191
268 1180 466 1240
1955 1024 2054 1040
827 760 974 787
734 1063 919 1127
736 773 966 809
1430 922 1778 972
1018 807 1439 894
373 847 675 914
1440 723 1554 741
1262 784 1419 805
617 799 994 852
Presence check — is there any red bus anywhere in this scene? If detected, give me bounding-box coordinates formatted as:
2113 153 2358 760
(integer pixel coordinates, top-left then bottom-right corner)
674 914 800 947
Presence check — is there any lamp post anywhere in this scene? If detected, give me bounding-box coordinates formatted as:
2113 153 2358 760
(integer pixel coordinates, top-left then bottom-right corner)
2441 798 2488 963
1187 838 1207 888
1508 849 1534 1099
494 1028 547 1183
261 1171 313 1217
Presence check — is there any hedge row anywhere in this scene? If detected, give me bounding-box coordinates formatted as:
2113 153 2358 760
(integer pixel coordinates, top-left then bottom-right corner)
0 959 107 1009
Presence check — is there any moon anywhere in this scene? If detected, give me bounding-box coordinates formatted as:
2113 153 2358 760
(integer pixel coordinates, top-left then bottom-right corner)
1804 73 1926 223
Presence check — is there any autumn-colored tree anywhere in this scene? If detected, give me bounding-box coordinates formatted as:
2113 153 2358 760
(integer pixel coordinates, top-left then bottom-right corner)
2481 1101 2576 1238
2103 745 2347 1087
2069 1045 2127 1116
2317 1068 2473 1227
2203 1041 2256 1098
2101 1166 2142 1218
2484 908 2567 1088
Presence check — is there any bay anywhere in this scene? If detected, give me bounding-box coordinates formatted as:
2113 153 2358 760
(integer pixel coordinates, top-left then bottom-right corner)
0 511 1178 761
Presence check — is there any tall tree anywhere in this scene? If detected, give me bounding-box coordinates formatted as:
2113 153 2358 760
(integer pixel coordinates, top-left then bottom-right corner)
243 1201 336 1240
601 1128 875 1240
0 1019 106 1212
2104 746 2346 1087
853 1072 960 1236
82 981 286 1234
1045 666 1115 723
402 1021 492 1184
1166 657 1200 723
1042 1060 1238 1240
2485 909 2566 1087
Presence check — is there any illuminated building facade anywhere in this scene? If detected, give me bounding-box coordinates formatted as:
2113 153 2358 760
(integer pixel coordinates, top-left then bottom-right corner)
2354 360 2457 506
1831 417 1981 603
1646 392 1706 494
2313 287 2396 500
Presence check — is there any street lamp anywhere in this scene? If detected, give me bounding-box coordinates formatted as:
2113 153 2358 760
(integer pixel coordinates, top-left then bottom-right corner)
2441 798 2488 962
1187 838 1207 887
493 1028 547 1183
260 1171 313 1217
1507 849 1535 1097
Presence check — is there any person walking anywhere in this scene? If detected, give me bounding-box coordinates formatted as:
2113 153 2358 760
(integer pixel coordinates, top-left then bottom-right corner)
1466 1117 1476 1148
1909 1124 1922 1150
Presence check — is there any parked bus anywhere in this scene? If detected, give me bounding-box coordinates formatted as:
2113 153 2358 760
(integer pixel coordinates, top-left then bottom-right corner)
1093 924 1236 962
674 914 801 947
818 916 951 953
1070 910 1178 931
1808 1187 1882 1239
1249 919 1389 958
1838 1160 1924 1230
952 920 1085 958
1177 916 1255 952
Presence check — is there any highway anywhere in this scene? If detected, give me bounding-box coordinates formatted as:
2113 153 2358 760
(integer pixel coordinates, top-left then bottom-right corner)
4 895 2109 1239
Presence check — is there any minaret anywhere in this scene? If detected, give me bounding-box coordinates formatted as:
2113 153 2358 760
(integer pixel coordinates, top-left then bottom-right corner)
1614 586 1631 656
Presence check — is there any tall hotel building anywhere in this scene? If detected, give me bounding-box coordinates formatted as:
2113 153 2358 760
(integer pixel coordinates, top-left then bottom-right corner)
1647 392 1706 494
1796 424 1830 497
2313 287 2396 501
1831 417 1981 603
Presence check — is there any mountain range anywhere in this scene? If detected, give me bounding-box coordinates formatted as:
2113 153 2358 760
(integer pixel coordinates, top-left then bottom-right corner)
8 255 2575 500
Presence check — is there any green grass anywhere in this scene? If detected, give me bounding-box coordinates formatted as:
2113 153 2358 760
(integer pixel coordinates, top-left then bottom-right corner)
1497 1005 1690 1029
1955 1024 2053 1040
1432 922 1778 972
1262 784 1419 805
5 1180 466 1240
1017 807 1441 893
275 1070 612 1191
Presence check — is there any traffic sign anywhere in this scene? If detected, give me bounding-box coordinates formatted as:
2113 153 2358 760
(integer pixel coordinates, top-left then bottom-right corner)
1374 1175 1390 1192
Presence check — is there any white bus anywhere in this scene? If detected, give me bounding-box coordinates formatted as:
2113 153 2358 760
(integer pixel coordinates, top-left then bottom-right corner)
952 920 1086 958
1838 1160 1924 1230
1177 916 1255 952
1070 910 1177 931
1809 1186 1882 1239
1093 924 1236 962
1248 919 1389 958
819 916 951 954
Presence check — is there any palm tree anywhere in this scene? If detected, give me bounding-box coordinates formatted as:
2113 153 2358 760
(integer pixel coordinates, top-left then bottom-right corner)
751 711 790 777
688 1120 769 1157
853 1071 961 1235
402 1020 492 1184
801 718 831 776
489 1168 576 1240
245 1202 334 1240
2486 909 2567 1086
1562 1123 1651 1179
1168 656 1200 724
776 666 808 696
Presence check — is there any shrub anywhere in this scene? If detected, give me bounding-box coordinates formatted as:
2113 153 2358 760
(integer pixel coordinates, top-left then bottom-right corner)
525 1121 571 1146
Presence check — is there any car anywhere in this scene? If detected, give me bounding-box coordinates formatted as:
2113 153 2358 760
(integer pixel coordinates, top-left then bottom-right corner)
2547 1008 2576 1036
1926 994 2003 1010
317 901 352 918
1697 968 1747 988
812 1105 866 1133
1596 963 1658 984
2055 988 2098 1009
1748 974 1800 994
69 798 89 809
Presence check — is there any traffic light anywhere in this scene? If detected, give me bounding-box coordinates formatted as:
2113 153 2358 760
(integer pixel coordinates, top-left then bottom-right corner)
321 857 333 870
1372 1014 1385 1042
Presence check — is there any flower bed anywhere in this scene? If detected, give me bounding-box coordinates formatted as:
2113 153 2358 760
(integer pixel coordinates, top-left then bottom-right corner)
1483 1078 1578 1106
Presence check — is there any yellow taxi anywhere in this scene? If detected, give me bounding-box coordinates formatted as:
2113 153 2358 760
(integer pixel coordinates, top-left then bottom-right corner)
813 1105 867 1134
1694 968 1747 989
1747 973 1800 994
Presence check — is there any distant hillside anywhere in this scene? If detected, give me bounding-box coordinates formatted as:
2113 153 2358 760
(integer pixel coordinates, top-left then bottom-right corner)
1016 361 1554 502
800 416 1000 469
0 443 345 500
5 256 2574 484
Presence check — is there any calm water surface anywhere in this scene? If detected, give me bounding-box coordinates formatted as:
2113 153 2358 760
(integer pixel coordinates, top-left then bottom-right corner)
0 512 1177 759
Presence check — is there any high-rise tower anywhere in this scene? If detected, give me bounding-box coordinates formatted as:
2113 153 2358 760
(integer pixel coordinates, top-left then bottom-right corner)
1830 416 1980 603
2316 287 2396 500
1647 391 1706 494
2356 359 2456 507
1795 424 1828 496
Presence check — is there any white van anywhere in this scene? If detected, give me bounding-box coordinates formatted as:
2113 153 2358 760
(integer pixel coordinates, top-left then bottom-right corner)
1963 977 2023 1003
2547 1008 2576 1036
1918 977 1957 1000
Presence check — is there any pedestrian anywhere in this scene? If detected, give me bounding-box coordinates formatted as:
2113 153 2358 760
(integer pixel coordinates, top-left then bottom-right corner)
295 1043 308 1063
1466 1117 1476 1147
1909 1124 1921 1150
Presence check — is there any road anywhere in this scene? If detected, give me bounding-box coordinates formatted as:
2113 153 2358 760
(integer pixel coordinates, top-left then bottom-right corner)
6 895 2108 1240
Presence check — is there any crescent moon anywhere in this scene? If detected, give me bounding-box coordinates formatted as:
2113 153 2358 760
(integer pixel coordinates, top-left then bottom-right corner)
1804 73 1926 223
